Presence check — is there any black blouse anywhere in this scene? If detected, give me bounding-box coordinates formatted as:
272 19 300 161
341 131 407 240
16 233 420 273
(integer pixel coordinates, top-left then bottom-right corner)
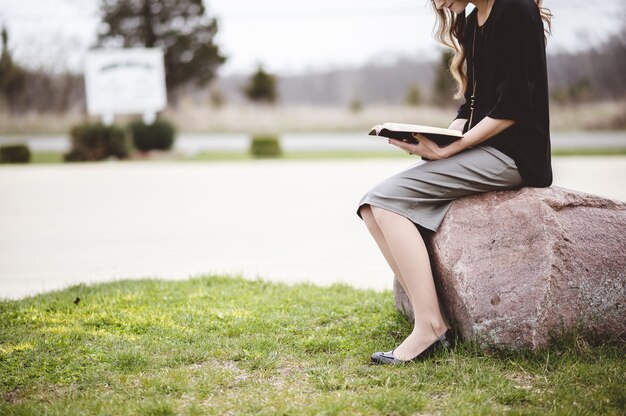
456 0 552 187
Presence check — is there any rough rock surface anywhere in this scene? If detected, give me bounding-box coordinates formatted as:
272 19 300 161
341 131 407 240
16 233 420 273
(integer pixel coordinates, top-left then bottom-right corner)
394 186 626 350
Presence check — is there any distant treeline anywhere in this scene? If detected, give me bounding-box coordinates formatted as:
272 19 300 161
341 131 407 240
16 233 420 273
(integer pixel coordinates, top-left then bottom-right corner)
1 25 625 113
267 23 626 107
208 24 626 107
547 25 626 103
212 58 437 107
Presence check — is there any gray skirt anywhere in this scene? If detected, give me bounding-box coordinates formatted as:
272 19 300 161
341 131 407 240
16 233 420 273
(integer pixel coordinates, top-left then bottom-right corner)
356 145 523 232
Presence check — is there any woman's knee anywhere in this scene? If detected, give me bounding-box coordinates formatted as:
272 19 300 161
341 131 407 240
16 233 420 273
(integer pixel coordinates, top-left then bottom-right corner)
359 204 374 223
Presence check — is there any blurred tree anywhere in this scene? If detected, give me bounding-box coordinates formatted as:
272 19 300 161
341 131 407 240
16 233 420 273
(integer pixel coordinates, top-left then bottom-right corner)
244 65 277 103
0 26 26 112
97 0 226 97
0 26 11 74
432 49 455 107
551 78 595 105
209 88 225 108
405 83 422 106
349 98 363 113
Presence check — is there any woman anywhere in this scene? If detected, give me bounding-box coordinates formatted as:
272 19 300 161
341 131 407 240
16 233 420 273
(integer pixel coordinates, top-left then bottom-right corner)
357 0 553 364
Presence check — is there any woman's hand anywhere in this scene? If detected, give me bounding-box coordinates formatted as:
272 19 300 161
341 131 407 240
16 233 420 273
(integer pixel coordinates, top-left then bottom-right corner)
387 116 515 160
388 133 453 160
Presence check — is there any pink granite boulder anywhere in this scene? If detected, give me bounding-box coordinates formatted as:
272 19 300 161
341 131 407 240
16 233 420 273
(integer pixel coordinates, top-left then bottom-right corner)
394 186 626 350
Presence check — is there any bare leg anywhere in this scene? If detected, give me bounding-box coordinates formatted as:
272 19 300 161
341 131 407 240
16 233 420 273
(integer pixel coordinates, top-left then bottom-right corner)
360 205 411 298
360 204 439 323
368 205 449 360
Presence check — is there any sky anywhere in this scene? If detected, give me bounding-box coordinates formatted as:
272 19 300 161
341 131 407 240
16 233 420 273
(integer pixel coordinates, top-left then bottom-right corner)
0 0 624 75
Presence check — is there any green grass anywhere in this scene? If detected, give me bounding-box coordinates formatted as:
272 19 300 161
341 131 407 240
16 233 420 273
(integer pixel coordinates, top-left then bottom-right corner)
1 276 624 415
551 148 626 157
19 147 626 165
30 151 65 164
18 151 408 164
187 148 626 161
182 150 408 161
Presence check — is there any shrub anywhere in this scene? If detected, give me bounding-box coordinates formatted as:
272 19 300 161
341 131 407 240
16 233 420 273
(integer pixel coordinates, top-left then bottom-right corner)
349 99 363 113
0 144 31 164
129 119 176 152
210 88 225 108
244 65 278 103
405 84 423 106
64 123 128 162
249 135 282 158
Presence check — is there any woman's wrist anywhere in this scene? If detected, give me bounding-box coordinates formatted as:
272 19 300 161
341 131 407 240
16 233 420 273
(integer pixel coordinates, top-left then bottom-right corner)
442 137 468 158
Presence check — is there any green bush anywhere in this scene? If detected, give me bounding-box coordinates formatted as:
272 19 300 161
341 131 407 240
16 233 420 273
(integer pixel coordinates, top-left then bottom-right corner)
64 123 128 162
349 99 363 113
405 84 422 106
0 144 31 164
129 119 176 152
249 135 282 158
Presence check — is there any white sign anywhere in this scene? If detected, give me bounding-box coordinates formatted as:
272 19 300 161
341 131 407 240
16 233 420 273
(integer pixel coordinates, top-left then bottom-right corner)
85 48 167 117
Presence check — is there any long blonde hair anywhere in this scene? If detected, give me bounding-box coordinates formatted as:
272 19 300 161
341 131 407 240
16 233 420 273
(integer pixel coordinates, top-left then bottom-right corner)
431 0 552 99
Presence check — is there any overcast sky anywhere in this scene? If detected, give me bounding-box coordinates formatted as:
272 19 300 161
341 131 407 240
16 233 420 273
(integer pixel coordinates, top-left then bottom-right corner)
0 0 624 75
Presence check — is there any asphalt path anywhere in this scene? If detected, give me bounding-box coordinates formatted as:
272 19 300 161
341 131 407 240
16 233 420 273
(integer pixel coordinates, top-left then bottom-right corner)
1 157 625 300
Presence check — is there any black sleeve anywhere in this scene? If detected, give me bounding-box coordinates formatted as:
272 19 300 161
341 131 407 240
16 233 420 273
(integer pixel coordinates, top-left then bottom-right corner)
486 1 538 122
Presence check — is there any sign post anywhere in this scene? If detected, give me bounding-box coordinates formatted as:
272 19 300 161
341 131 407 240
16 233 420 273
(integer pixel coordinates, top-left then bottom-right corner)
85 48 167 125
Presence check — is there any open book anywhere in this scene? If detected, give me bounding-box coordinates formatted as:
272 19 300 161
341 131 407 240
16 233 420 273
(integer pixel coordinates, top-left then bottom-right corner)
369 122 463 147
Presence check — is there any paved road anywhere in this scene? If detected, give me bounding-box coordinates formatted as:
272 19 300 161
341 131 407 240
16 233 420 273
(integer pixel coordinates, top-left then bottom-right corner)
1 157 625 300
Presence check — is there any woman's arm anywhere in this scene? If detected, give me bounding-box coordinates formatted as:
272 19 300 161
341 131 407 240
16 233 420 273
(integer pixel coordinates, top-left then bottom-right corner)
440 116 515 157
448 118 467 132
389 116 515 160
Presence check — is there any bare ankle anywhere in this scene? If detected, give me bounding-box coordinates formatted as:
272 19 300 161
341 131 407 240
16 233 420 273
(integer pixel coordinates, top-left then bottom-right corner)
412 317 448 338
430 320 448 336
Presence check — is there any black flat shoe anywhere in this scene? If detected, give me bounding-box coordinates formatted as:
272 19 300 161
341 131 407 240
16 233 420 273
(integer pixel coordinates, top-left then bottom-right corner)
371 331 452 365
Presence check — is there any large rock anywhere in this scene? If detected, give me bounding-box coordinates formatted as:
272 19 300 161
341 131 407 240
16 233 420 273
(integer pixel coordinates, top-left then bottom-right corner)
394 186 626 350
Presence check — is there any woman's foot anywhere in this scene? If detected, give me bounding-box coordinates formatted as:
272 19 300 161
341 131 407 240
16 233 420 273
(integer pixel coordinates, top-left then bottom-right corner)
393 326 449 360
371 327 451 364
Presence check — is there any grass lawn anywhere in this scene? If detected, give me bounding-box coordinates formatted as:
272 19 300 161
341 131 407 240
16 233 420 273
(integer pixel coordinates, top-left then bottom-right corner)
17 147 626 165
0 276 623 415
181 150 408 162
182 148 626 161
29 151 65 164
